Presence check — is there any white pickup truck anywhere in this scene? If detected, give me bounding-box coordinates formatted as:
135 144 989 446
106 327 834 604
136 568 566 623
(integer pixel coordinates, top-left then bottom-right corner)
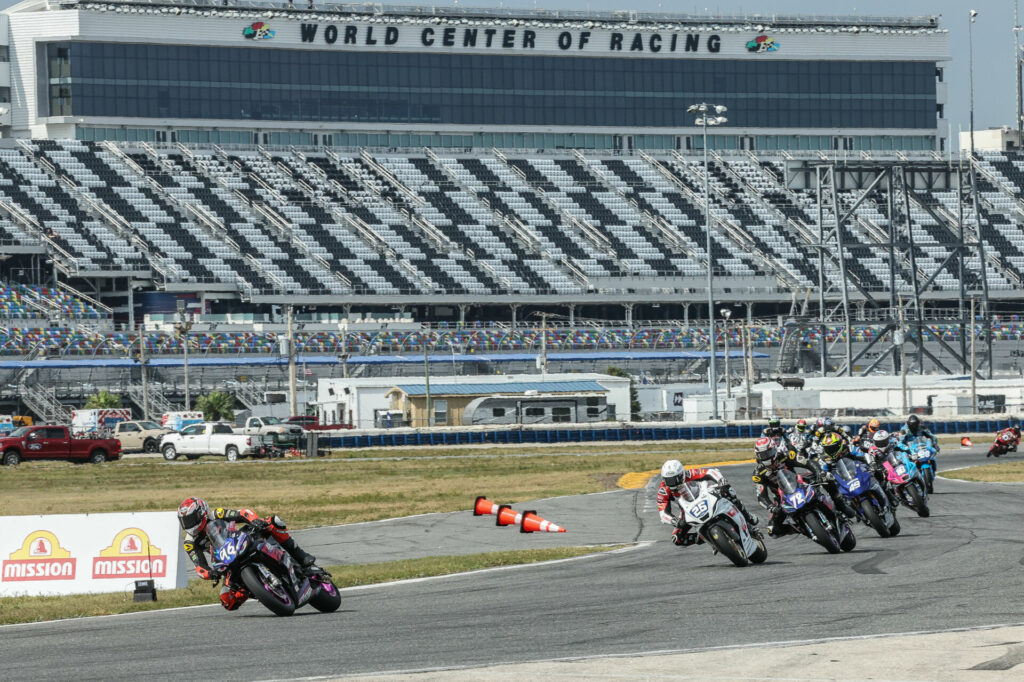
234 416 304 438
160 422 259 462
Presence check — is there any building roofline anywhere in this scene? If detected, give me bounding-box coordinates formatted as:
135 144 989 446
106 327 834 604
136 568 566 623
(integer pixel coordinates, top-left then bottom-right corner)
27 0 942 33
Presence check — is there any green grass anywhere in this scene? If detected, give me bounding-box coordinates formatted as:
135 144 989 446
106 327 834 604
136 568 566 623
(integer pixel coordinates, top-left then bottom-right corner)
942 461 1024 483
0 546 622 625
0 445 747 527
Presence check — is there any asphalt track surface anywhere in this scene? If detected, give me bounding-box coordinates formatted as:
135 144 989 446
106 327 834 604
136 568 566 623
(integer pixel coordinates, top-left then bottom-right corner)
4 447 1024 680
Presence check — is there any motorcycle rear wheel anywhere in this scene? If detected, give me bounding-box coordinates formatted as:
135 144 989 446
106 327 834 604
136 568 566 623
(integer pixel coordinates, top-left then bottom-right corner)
907 484 930 518
859 497 890 538
309 576 342 613
707 521 749 567
804 512 841 554
240 565 296 617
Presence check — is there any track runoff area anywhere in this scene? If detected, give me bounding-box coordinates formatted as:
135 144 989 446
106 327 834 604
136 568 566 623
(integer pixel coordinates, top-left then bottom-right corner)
3 434 1022 680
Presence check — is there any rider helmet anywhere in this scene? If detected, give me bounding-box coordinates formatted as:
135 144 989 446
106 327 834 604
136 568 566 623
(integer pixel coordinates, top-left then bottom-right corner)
872 429 891 449
821 432 844 460
768 416 781 430
1014 425 1021 437
795 419 807 433
906 414 921 433
660 459 686 490
841 425 852 436
754 436 776 465
177 497 210 537
823 417 835 430
867 418 880 433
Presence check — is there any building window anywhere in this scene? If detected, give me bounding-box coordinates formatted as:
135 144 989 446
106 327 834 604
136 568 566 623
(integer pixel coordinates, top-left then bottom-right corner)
586 397 600 407
587 407 600 418
492 408 506 417
433 399 448 426
552 407 572 423
525 407 545 417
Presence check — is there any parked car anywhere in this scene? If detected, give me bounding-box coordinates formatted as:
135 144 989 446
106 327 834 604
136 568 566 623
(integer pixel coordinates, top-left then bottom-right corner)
112 420 174 453
0 426 122 465
159 422 259 462
287 415 353 430
235 416 304 438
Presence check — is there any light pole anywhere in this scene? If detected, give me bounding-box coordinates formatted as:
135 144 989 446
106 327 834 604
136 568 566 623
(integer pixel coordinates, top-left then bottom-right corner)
968 9 994 379
688 102 728 420
720 308 732 399
176 300 192 411
970 10 978 153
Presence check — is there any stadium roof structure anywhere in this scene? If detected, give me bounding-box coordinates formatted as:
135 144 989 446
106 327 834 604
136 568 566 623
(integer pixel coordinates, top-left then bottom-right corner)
0 349 766 370
36 0 944 33
390 380 606 396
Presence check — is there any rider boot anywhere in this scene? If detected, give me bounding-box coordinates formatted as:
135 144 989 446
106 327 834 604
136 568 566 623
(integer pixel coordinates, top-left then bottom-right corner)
281 538 316 568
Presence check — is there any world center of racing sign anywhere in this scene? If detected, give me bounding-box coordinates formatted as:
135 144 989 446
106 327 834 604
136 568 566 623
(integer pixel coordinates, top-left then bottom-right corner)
0 512 188 597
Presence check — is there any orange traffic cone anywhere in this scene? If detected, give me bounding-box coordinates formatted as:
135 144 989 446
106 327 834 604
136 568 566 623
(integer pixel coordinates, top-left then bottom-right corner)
520 511 566 533
496 505 523 527
474 496 500 516
961 436 973 447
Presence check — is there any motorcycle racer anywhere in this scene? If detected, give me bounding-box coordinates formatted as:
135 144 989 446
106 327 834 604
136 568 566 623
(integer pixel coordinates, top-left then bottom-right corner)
657 459 758 546
761 416 786 439
177 497 317 610
751 436 817 537
854 418 881 448
898 415 938 451
989 424 1021 458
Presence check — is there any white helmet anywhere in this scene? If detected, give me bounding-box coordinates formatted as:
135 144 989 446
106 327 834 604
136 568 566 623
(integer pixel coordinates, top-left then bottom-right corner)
661 459 685 489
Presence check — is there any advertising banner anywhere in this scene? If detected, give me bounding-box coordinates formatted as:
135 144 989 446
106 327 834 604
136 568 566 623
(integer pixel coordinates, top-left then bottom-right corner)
0 512 188 597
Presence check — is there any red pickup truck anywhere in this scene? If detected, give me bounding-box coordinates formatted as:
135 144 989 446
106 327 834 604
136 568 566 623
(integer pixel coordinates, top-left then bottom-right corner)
0 425 121 465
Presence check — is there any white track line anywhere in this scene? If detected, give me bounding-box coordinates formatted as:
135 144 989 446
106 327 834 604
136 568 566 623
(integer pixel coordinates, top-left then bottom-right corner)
275 620 1024 681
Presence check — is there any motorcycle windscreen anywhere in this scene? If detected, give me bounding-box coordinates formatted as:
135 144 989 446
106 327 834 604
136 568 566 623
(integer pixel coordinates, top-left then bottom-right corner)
777 468 800 495
205 519 233 552
678 481 701 503
835 457 860 481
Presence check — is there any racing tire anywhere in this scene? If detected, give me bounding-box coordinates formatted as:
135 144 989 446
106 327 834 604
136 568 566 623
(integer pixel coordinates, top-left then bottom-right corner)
2 450 19 466
162 444 178 461
89 449 108 464
143 439 158 454
839 522 857 552
925 469 935 495
889 517 902 536
804 512 841 554
860 497 890 538
907 484 930 518
225 446 240 462
748 538 768 564
707 521 748 567
308 577 342 613
240 565 295 617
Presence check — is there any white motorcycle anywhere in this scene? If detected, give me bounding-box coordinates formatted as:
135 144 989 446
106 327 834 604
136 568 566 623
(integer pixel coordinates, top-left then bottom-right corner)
676 481 767 567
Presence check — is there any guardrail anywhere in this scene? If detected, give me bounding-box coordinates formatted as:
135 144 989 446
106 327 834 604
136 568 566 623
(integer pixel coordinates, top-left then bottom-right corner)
315 418 1015 450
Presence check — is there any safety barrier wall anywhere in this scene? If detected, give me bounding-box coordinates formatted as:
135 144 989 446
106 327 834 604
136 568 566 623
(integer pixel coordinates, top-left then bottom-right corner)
317 419 1014 449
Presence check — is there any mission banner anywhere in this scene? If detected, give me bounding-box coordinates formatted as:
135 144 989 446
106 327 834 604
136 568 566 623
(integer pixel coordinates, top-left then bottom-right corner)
0 512 189 597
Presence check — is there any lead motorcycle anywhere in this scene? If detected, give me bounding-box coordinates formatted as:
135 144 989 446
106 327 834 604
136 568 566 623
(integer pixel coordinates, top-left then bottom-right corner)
675 480 767 567
776 468 857 554
208 518 341 616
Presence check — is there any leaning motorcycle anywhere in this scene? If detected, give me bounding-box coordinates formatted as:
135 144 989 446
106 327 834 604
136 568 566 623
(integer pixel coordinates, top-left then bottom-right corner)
882 450 930 518
676 480 767 567
207 519 340 616
833 457 900 538
776 468 856 554
905 435 938 493
989 431 1018 458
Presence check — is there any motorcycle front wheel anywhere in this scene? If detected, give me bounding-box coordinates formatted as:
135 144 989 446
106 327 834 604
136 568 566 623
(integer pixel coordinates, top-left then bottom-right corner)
240 565 296 617
804 512 841 554
906 483 930 518
859 497 890 538
706 521 749 567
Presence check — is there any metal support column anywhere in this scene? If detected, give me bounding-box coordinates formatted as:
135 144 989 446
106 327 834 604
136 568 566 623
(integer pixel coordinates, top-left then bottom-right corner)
816 166 827 376
828 167 854 376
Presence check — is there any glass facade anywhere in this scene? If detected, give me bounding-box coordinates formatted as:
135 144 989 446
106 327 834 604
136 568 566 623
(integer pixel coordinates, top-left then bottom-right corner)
47 41 938 130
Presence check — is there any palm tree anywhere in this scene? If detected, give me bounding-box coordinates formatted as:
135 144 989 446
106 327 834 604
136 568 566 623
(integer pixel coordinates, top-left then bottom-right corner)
195 391 235 422
84 390 122 409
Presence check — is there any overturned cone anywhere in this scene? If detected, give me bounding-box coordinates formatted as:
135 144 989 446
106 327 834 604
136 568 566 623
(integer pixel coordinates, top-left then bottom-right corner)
496 504 523 527
520 510 566 533
474 496 500 516
961 436 973 447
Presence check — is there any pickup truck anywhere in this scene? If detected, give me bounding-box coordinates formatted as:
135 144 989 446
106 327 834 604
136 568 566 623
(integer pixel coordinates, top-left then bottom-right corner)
112 420 173 453
0 426 122 465
160 422 259 462
234 416 304 438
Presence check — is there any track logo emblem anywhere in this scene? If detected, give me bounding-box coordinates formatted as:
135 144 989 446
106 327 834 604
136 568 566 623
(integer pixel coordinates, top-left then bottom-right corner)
92 528 167 578
2 530 76 581
243 21 275 40
746 35 779 53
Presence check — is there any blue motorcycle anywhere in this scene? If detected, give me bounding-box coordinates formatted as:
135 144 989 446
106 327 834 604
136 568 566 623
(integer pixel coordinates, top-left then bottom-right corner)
833 457 900 538
905 436 938 494
777 468 856 554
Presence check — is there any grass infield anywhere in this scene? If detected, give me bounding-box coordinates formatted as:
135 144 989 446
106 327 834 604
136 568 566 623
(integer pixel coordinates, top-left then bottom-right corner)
942 460 1024 483
0 444 748 527
0 546 622 626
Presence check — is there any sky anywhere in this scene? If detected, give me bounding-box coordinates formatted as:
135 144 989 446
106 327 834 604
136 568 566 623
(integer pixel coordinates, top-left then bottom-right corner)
6 0 1018 136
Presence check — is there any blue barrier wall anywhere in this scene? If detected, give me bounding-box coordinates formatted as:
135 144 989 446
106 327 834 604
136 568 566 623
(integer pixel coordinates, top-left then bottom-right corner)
319 419 1010 449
